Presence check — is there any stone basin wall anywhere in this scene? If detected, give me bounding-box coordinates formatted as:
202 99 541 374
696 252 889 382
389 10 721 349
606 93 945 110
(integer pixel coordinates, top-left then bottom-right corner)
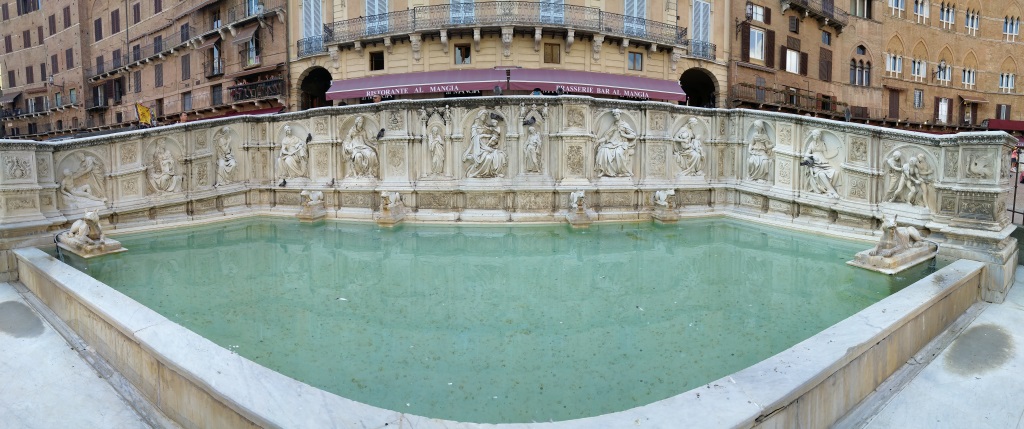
0 96 1015 300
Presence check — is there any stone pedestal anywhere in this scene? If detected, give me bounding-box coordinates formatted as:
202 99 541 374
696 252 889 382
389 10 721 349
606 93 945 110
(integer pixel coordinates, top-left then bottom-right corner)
374 207 406 227
652 206 679 223
296 202 327 222
847 243 938 275
566 208 593 228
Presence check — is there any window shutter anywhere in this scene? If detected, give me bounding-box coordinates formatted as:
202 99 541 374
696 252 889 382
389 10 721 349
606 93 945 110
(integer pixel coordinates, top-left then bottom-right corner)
765 30 775 68
789 16 799 33
819 48 832 81
740 22 750 62
933 97 940 121
779 46 787 70
764 7 772 24
800 52 809 75
1008 105 1013 119
970 103 978 124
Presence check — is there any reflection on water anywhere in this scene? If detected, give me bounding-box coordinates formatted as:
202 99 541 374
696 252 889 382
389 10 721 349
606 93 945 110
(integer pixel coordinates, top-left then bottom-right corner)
79 218 939 424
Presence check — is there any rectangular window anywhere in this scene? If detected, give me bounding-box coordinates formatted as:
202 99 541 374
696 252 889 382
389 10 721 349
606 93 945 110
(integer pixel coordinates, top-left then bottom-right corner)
885 53 903 76
936 97 949 123
66 48 74 68
115 112 123 123
132 44 141 62
750 27 765 61
39 63 45 82
48 14 55 35
94 18 102 41
69 88 76 104
132 3 140 24
154 0 162 14
454 44 471 65
133 70 141 93
1005 17 1020 41
211 10 221 29
784 48 800 74
24 66 32 84
889 0 905 16
914 0 929 23
112 49 122 68
692 0 712 58
910 59 926 81
961 68 975 88
627 52 643 70
95 56 104 74
965 10 979 35
111 10 120 34
212 84 222 105
154 35 162 52
182 91 192 111
997 104 1012 120
1000 73 1016 93
180 23 190 42
543 43 560 64
851 0 871 18
936 64 951 84
22 29 29 48
939 4 954 28
50 54 57 75
789 16 799 33
369 51 384 71
63 6 71 28
181 54 190 80
154 63 163 87
913 89 924 108
4 35 11 53
747 4 766 22
7 70 14 88
55 92 62 106
245 30 260 67
1 4 7 21
36 25 41 44
819 47 832 82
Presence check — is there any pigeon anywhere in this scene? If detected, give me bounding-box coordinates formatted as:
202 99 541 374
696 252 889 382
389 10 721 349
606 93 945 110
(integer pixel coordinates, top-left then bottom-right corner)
489 112 503 121
376 128 385 140
306 133 313 144
278 179 287 187
523 116 536 126
326 178 335 187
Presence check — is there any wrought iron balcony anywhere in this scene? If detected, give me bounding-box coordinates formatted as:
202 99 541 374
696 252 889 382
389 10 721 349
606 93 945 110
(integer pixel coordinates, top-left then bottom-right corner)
297 33 329 58
324 1 690 51
205 59 225 78
730 83 848 116
780 0 849 30
229 78 284 102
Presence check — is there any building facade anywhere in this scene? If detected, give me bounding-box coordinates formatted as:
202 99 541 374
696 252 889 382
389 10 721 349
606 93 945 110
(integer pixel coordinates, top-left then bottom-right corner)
0 0 289 139
287 0 729 110
729 0 1024 133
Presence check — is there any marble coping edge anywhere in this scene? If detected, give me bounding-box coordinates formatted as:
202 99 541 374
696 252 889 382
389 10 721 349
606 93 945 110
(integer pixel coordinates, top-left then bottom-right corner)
12 248 984 429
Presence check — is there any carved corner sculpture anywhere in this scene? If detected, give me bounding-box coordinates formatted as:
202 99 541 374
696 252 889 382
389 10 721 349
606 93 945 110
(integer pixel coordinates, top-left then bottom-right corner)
375 191 406 227
652 189 679 223
56 211 126 258
566 190 594 228
848 215 938 275
296 189 327 222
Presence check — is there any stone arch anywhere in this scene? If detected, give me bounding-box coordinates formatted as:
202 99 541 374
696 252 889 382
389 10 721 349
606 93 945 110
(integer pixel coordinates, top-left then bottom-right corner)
679 67 719 108
1000 56 1018 74
298 66 332 110
1006 3 1023 17
669 115 710 140
911 40 929 59
885 35 906 55
963 51 979 69
937 45 954 63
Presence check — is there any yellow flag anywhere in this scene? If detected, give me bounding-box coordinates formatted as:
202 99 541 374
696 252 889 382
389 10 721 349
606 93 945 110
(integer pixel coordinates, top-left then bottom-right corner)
135 103 152 126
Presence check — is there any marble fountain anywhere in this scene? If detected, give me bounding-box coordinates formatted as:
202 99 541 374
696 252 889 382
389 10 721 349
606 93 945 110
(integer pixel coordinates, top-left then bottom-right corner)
1 96 1015 428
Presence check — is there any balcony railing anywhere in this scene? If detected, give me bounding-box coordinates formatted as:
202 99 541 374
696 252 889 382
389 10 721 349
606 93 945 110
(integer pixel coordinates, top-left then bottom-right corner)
229 78 284 102
781 0 849 29
297 34 328 57
685 40 716 60
324 2 688 49
730 83 848 116
86 98 110 110
204 59 225 77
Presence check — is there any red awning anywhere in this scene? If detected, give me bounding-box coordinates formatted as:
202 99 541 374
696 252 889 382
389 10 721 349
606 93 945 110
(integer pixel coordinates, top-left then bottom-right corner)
326 69 507 101
988 119 1024 132
509 69 686 102
325 68 687 102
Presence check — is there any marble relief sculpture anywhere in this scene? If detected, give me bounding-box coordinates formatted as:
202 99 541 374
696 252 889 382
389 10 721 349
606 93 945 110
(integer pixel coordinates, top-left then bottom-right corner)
673 117 705 176
56 211 124 257
463 111 507 178
524 126 542 173
594 109 637 177
343 116 379 178
276 125 309 180
428 125 446 176
215 127 237 187
59 154 107 207
801 129 840 198
747 120 775 182
884 151 934 207
147 145 183 193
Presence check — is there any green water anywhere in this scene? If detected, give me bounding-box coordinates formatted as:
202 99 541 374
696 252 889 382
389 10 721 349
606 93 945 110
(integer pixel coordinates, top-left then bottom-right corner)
76 217 937 423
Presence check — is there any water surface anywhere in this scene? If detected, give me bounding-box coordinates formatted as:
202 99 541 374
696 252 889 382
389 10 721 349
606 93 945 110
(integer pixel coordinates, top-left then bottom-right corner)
77 217 937 423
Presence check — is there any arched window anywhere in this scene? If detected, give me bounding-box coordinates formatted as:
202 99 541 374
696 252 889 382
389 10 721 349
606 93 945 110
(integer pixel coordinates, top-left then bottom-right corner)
851 46 870 86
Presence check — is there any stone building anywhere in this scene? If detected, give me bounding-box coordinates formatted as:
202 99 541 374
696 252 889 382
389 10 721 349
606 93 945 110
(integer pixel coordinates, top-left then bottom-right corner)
728 0 1023 133
287 0 729 110
0 0 288 139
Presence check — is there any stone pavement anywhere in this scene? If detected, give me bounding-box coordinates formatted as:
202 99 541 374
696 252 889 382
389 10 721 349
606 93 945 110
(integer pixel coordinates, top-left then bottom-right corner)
854 265 1024 429
0 281 150 429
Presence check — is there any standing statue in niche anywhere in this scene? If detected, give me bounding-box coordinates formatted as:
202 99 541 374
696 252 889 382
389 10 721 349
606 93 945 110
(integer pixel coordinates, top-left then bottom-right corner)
524 126 542 173
800 129 840 198
747 120 775 182
147 144 183 193
673 117 705 176
463 111 507 178
215 127 237 187
428 125 446 176
594 109 637 177
343 116 380 178
276 125 308 181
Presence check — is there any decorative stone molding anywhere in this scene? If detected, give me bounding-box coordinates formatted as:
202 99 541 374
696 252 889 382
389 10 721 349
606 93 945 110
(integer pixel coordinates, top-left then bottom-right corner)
329 46 340 69
592 35 604 62
410 33 422 62
534 27 543 51
473 28 481 51
353 41 362 53
649 43 658 55
501 27 513 57
383 37 392 54
620 38 629 53
565 29 574 53
440 30 449 54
